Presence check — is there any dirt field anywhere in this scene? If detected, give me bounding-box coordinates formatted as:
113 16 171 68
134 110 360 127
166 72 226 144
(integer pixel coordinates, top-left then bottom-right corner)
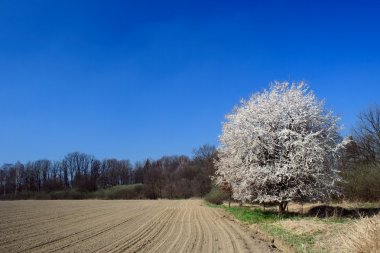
0 199 277 253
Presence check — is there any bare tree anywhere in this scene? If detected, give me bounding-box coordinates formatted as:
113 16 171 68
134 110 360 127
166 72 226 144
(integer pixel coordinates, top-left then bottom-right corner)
353 105 380 162
339 106 380 201
14 162 24 195
0 145 217 199
63 152 94 190
0 168 6 196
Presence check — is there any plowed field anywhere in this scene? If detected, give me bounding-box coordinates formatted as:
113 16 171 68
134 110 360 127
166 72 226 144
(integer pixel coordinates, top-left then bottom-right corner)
0 200 277 253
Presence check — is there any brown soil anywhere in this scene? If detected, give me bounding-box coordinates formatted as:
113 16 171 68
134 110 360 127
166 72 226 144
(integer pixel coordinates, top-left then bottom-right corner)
0 199 279 253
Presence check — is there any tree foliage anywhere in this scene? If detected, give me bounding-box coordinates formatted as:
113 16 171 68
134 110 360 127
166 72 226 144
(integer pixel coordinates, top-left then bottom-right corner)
215 82 345 211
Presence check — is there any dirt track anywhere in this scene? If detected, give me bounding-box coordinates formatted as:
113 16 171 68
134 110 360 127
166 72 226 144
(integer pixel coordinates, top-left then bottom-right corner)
0 199 278 253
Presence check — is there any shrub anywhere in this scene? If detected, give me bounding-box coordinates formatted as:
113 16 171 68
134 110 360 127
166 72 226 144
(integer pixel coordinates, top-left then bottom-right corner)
49 190 88 200
93 184 144 199
0 184 146 200
205 186 229 205
341 163 380 202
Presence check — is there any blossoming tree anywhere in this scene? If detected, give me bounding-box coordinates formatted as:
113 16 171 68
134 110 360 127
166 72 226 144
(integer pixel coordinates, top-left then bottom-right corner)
215 82 346 212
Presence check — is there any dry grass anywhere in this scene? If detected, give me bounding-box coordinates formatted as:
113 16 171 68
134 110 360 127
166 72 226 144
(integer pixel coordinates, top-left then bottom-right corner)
276 219 329 235
274 218 352 252
341 214 380 253
222 201 380 252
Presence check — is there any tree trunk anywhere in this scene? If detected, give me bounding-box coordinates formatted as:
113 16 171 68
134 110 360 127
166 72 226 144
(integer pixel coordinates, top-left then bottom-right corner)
228 193 231 208
279 201 288 213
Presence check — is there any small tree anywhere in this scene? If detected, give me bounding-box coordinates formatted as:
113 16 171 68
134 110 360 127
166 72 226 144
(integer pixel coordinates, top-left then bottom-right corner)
219 179 233 208
215 82 346 212
353 105 380 162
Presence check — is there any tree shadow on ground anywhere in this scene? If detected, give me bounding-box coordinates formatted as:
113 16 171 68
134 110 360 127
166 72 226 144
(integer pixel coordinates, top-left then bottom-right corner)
249 205 380 220
307 205 380 218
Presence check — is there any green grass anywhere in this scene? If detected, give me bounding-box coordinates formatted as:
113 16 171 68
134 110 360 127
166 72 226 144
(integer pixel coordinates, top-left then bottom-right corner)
207 202 350 223
206 202 350 253
224 206 299 223
207 203 301 223
259 223 318 253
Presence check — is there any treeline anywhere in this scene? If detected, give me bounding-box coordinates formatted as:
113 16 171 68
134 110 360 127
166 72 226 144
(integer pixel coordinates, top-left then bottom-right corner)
0 145 216 200
339 106 380 201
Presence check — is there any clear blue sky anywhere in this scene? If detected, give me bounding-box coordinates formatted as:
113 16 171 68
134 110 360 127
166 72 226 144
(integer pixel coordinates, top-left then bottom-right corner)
1 0 379 164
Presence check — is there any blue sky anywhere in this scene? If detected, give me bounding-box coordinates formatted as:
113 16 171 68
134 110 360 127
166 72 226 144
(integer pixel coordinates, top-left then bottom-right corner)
1 0 379 164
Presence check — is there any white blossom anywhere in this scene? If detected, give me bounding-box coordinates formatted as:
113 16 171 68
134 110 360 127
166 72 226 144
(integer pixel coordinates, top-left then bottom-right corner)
215 82 346 207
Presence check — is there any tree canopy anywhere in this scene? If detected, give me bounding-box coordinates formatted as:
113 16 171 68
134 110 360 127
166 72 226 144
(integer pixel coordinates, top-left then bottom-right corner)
215 82 346 211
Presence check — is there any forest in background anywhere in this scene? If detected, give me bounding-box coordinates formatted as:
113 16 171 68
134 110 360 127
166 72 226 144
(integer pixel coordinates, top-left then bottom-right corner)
0 145 216 200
